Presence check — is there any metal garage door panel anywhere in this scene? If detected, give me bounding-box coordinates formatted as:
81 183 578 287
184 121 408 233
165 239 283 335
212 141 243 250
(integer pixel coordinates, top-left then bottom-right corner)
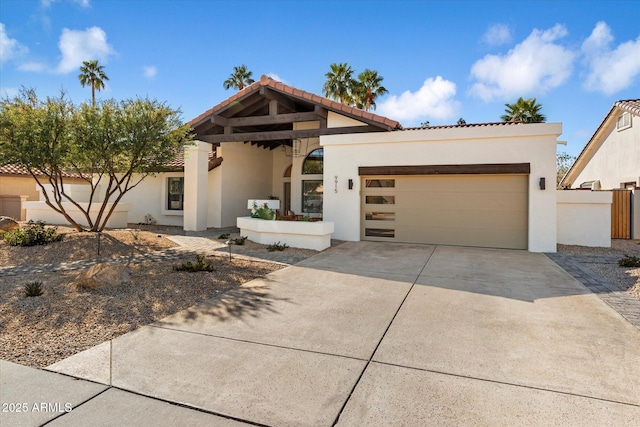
362 174 528 249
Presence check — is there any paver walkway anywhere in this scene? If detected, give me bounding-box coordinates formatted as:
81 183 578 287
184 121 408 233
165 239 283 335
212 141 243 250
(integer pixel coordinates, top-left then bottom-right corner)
3 242 639 426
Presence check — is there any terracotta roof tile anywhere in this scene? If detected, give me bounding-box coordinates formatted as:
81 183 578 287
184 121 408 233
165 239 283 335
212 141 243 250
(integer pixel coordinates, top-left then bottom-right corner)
616 99 640 116
402 121 527 130
0 163 89 178
189 75 402 131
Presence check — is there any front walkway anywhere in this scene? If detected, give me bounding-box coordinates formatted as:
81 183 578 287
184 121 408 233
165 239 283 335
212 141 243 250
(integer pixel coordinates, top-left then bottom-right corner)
2 243 639 426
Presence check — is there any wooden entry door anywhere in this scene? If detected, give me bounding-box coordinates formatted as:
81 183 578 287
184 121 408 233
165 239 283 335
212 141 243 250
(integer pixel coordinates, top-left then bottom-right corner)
611 189 632 239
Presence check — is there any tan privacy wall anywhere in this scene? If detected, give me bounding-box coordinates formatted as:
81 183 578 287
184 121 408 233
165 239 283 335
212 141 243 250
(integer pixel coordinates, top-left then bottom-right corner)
361 174 528 249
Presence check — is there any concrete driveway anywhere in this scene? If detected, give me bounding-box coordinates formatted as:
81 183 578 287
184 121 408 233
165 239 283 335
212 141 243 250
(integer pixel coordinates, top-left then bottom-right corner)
3 242 640 426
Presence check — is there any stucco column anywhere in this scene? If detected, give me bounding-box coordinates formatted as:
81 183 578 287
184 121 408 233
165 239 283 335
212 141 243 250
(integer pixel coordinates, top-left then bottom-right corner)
183 140 209 231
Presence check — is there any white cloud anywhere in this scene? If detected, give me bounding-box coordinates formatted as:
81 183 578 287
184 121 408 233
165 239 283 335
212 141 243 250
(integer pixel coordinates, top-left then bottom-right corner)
56 27 115 73
581 21 640 95
0 23 28 65
18 61 48 72
482 24 512 45
266 73 286 84
143 65 157 79
41 0 90 8
469 24 575 101
376 76 459 124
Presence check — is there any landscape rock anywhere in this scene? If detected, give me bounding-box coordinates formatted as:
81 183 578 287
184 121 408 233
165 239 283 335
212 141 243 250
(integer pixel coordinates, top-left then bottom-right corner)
74 263 130 290
0 216 20 232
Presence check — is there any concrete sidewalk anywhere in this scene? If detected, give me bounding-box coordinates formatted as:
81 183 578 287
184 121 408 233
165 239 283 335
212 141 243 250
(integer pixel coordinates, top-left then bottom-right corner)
2 242 640 426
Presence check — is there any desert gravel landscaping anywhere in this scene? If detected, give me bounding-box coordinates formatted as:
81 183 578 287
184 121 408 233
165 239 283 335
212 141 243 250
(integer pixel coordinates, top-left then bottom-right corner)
558 239 640 301
0 226 286 368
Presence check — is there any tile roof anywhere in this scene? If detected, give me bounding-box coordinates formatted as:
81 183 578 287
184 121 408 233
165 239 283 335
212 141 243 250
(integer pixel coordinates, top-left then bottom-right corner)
157 149 219 172
0 163 89 179
189 75 402 131
403 121 528 131
616 99 640 116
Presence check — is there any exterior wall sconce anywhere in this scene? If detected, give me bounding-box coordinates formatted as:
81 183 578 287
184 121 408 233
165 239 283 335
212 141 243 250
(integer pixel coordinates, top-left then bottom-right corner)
348 179 353 190
539 177 546 190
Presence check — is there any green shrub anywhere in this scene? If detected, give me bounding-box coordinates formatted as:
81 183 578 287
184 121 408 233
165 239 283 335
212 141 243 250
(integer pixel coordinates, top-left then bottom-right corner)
618 254 640 268
0 230 6 240
174 254 215 272
251 202 275 220
218 233 230 239
231 236 247 245
267 241 289 252
3 220 62 247
24 281 43 297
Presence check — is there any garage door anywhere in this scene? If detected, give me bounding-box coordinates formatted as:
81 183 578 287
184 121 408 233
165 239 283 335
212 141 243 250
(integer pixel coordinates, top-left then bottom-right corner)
361 174 528 249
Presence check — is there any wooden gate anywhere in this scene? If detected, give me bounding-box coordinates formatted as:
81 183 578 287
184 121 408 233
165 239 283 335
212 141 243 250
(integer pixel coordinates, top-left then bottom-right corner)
611 189 632 239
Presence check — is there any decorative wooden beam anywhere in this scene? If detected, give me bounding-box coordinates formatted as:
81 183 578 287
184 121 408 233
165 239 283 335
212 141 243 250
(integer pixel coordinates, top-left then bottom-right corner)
211 111 323 128
197 125 383 143
259 87 298 111
358 163 531 176
269 99 278 116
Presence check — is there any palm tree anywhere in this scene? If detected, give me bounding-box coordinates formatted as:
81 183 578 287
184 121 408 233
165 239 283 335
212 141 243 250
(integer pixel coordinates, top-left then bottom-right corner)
78 60 109 105
223 65 255 91
354 69 388 111
501 97 546 123
323 63 356 105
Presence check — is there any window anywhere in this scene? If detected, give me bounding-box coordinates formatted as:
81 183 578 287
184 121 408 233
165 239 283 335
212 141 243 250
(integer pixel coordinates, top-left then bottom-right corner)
365 212 395 221
365 195 395 204
167 177 184 210
365 228 395 238
302 180 323 213
617 112 632 131
365 179 395 188
302 148 323 174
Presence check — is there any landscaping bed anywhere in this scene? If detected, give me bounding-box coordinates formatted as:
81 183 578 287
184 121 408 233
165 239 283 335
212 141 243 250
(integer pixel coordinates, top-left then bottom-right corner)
0 226 285 369
0 226 178 267
558 239 640 302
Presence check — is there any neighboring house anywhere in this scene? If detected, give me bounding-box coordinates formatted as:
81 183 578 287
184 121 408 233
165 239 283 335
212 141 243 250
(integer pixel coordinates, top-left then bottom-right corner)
560 99 640 238
0 164 87 220
178 75 561 252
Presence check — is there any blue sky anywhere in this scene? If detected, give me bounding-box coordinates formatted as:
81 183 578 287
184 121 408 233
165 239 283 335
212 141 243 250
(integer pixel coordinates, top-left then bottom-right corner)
1 0 639 156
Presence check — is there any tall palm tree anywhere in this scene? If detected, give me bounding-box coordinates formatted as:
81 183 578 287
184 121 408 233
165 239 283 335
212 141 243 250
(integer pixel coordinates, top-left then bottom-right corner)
78 60 109 105
501 97 546 123
354 69 388 111
323 62 356 105
223 65 255 91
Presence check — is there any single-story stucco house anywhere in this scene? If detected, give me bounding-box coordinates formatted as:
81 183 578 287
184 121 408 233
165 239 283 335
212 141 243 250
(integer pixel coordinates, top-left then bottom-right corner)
23 75 613 252
115 75 561 252
560 99 639 239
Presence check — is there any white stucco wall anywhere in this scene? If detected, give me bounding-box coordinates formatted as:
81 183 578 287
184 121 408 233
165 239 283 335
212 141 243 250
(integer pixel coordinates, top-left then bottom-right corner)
216 141 274 227
572 117 640 189
556 190 612 247
120 173 185 227
321 123 562 252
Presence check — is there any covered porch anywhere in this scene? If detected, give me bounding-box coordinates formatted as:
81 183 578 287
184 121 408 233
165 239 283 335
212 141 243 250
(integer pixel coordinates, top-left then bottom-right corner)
184 75 400 231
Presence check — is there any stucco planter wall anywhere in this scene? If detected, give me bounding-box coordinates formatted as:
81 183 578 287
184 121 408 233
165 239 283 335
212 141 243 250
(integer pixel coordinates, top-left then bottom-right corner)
237 216 334 251
23 201 131 229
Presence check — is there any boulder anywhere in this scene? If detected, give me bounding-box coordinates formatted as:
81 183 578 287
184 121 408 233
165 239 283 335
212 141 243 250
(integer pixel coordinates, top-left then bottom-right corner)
0 216 19 233
74 263 130 290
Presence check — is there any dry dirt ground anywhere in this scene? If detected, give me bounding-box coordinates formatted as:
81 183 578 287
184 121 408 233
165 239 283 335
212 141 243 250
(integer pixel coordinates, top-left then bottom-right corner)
0 226 284 368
